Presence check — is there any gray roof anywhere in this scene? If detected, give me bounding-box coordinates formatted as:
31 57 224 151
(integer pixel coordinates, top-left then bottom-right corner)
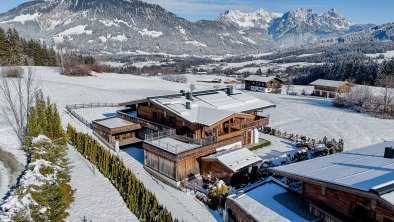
272 141 394 205
309 79 348 88
203 148 262 172
94 117 137 129
227 180 317 222
151 89 274 126
245 75 281 83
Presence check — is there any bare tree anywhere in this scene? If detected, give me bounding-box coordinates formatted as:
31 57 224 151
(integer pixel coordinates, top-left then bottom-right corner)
0 67 40 141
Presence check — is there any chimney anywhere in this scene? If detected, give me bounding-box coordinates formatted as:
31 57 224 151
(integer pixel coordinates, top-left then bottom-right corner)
186 102 191 109
186 91 193 101
384 147 394 159
227 86 234 95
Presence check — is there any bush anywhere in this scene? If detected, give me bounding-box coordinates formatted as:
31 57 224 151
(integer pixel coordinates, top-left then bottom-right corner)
1 66 23 78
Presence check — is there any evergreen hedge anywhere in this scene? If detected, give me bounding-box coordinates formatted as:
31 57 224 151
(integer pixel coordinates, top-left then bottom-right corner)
66 125 174 222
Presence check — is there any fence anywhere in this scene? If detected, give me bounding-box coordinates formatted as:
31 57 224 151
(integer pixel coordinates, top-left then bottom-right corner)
65 103 121 129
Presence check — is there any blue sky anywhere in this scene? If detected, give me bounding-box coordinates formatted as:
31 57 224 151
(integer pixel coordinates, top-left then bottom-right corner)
1 0 394 25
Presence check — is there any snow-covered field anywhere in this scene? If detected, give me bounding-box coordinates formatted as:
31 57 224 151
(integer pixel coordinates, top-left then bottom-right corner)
251 92 394 150
1 66 394 221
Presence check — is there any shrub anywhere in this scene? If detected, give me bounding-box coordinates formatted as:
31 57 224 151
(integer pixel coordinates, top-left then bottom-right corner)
1 66 23 78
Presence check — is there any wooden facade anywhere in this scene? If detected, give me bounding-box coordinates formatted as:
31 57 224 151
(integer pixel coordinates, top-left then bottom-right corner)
311 83 352 98
143 135 245 182
137 102 267 144
92 118 142 147
245 77 283 93
272 172 394 222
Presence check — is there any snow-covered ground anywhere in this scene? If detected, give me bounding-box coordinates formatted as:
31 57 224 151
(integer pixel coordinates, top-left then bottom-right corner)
32 67 220 221
251 92 394 150
366 50 394 59
66 148 138 222
1 66 393 221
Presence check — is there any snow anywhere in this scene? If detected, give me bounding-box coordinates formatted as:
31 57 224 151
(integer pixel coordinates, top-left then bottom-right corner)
101 61 125 67
26 67 218 221
2 66 393 221
273 141 394 192
251 93 394 150
309 79 347 87
281 85 315 96
0 13 40 24
219 9 282 29
365 50 394 59
56 25 93 37
228 181 314 222
138 29 163 38
176 26 187 35
236 62 322 73
66 147 138 222
99 36 107 43
185 40 207 47
111 34 128 42
206 148 262 172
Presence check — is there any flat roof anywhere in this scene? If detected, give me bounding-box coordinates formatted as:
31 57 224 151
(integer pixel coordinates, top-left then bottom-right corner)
228 181 317 222
94 117 138 129
272 141 394 205
147 137 200 154
204 148 262 172
309 79 348 88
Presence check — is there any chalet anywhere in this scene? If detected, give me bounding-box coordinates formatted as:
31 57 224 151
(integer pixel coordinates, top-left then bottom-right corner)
201 148 262 185
309 79 352 98
224 179 317 222
92 117 142 148
120 88 275 185
271 141 394 222
244 75 283 93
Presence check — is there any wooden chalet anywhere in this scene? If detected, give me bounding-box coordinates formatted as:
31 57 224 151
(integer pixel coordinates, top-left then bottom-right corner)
244 75 283 93
201 148 262 185
309 79 352 98
271 141 394 222
119 88 275 185
92 117 142 147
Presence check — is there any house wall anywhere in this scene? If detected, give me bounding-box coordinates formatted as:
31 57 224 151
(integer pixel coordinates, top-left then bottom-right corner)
225 198 257 222
303 182 394 222
245 79 282 93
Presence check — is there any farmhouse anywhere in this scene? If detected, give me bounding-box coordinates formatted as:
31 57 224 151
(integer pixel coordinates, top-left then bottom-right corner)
309 79 352 98
271 141 394 222
119 88 275 185
92 117 142 148
201 148 263 185
224 179 317 222
244 75 283 93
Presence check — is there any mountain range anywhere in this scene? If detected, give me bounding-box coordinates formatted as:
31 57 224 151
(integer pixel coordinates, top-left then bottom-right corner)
0 0 392 55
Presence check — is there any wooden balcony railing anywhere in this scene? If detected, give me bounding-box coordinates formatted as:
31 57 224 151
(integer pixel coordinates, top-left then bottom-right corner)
241 117 269 129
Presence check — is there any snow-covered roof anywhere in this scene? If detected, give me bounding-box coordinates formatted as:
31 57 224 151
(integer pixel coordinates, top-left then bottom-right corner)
94 117 138 129
245 75 281 83
204 148 262 172
309 79 348 88
227 181 317 222
272 141 394 205
150 89 275 126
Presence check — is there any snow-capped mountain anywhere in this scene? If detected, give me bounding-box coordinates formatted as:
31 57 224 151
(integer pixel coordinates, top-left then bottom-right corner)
217 9 282 29
269 8 353 46
0 0 379 55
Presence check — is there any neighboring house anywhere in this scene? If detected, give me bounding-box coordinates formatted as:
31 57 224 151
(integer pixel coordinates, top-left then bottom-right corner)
309 79 352 98
245 75 284 93
118 88 275 186
271 141 394 222
224 178 317 222
201 148 262 185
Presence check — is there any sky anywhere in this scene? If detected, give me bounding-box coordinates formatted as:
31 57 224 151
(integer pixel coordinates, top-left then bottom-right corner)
0 0 394 25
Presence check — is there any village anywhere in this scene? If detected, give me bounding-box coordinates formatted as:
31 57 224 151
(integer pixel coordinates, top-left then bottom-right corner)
59 71 394 222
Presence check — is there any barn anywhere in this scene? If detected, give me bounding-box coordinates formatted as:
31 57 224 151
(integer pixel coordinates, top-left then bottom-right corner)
271 141 394 222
